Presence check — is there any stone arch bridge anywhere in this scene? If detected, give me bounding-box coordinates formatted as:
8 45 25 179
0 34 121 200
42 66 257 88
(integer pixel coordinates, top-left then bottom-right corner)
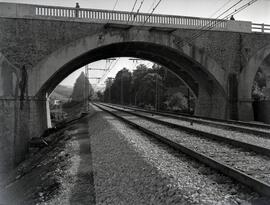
0 2 270 171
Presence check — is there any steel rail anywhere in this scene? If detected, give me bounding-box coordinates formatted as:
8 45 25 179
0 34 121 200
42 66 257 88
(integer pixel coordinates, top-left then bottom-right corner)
104 103 270 136
94 102 270 197
99 103 270 157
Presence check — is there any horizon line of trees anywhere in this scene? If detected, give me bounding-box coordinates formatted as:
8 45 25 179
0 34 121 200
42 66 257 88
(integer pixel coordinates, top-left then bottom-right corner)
98 64 195 113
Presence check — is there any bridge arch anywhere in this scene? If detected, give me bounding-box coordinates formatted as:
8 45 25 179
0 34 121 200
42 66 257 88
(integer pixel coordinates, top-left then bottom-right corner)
30 30 226 96
29 29 227 131
239 44 270 121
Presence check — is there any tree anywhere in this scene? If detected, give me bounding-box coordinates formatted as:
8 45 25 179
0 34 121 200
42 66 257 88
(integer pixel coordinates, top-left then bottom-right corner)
70 72 93 102
167 92 188 111
103 77 114 102
252 68 267 100
101 63 195 113
131 64 149 105
96 91 104 101
104 68 132 104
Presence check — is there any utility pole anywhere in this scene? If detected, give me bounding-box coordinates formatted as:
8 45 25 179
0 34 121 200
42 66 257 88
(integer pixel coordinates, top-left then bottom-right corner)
84 65 88 111
134 92 137 106
85 63 111 106
109 85 111 103
187 88 191 113
107 77 114 103
155 73 158 111
121 74 124 105
84 66 86 111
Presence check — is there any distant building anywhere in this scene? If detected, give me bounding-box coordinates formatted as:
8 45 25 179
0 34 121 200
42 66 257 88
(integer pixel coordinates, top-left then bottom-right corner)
52 99 61 106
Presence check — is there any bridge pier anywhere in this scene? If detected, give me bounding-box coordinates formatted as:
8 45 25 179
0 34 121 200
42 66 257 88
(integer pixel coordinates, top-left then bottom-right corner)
0 98 30 176
238 100 254 122
0 97 50 178
29 97 51 139
195 84 227 119
0 53 51 176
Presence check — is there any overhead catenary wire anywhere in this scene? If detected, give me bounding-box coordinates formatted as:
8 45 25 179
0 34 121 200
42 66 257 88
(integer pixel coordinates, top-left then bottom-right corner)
112 0 120 11
96 0 122 84
109 0 162 77
99 0 165 86
142 0 162 25
99 0 152 84
98 0 143 83
127 0 139 23
209 0 236 18
147 0 158 13
193 0 257 38
130 0 145 24
99 0 257 87
98 58 119 83
171 0 245 49
106 0 120 24
175 0 258 48
187 0 245 40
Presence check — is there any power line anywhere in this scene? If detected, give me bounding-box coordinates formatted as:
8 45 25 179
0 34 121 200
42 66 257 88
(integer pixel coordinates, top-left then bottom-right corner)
189 0 244 38
100 0 144 82
127 0 139 23
130 0 145 24
108 0 162 78
98 58 120 83
175 0 257 48
99 0 148 83
196 0 256 36
147 0 158 13
99 0 163 85
142 0 162 25
112 0 120 11
106 0 120 24
209 0 236 18
97 1 146 84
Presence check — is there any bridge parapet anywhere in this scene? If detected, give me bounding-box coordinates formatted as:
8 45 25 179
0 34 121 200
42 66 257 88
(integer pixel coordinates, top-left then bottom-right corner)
0 2 258 33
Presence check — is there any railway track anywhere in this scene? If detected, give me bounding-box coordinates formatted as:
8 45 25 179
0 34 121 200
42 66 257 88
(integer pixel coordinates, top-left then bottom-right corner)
104 103 270 137
94 102 270 197
99 103 270 153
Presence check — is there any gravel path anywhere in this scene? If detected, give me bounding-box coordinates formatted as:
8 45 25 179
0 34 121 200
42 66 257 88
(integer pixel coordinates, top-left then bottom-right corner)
90 104 269 204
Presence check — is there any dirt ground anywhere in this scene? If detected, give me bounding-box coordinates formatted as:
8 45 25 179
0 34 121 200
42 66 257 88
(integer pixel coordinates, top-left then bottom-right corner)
0 111 96 205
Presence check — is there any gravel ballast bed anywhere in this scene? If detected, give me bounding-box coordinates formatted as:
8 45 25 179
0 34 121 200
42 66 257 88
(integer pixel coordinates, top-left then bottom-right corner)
90 105 267 204
126 108 270 149
103 107 270 185
110 104 270 133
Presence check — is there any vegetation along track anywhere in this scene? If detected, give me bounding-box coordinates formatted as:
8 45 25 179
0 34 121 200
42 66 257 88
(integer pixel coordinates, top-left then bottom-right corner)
93 102 270 197
105 103 270 137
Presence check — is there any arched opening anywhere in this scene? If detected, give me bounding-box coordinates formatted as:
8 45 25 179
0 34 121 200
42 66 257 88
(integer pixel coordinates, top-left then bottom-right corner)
29 40 227 138
36 42 220 97
239 44 270 122
49 59 197 127
251 53 270 123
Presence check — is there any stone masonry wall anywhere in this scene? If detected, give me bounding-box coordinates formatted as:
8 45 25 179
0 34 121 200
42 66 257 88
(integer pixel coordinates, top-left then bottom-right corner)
1 17 270 80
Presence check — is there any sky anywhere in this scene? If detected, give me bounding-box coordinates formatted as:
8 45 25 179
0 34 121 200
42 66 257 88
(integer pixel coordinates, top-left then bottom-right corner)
1 0 269 90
